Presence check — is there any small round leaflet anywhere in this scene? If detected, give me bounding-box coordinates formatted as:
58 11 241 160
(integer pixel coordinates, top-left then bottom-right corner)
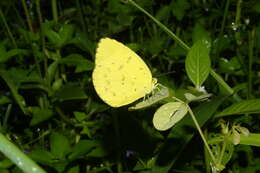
153 102 188 131
92 38 157 107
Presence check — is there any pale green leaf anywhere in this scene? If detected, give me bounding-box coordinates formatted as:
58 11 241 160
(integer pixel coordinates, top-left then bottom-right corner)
153 102 188 131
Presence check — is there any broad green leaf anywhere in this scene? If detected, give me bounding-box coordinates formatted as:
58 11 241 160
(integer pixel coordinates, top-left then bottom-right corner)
29 107 53 126
151 96 226 173
215 99 260 118
185 39 211 87
153 102 188 131
50 132 71 159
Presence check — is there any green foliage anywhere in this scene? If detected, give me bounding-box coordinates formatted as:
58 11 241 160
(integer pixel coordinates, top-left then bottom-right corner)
185 39 211 87
0 0 260 173
216 99 260 117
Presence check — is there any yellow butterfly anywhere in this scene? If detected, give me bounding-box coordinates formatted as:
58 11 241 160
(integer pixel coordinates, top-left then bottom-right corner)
92 38 157 107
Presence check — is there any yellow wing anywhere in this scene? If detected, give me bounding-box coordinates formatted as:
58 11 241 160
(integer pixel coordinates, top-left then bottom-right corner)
92 38 154 107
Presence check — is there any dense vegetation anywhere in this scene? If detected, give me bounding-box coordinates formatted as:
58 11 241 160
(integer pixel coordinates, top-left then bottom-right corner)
0 0 260 173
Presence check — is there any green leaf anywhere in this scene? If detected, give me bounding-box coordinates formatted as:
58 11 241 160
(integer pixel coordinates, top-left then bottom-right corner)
218 57 242 74
58 24 75 45
73 112 87 121
59 54 94 72
155 5 170 21
50 132 71 159
153 102 188 131
67 166 80 173
0 96 11 105
151 96 226 173
71 32 95 56
253 1 260 13
0 159 13 169
192 23 211 43
86 141 108 158
215 99 260 118
52 83 88 102
0 168 9 173
184 93 212 102
0 49 29 63
172 0 190 21
29 107 53 126
47 60 59 82
28 149 55 165
68 140 100 160
221 142 234 166
185 39 211 87
45 30 62 46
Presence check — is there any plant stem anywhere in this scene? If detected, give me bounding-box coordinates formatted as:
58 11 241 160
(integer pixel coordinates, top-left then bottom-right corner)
51 0 58 23
2 104 12 132
0 9 18 48
112 112 123 173
36 0 48 78
21 0 33 32
0 133 46 173
248 28 255 99
217 134 229 166
172 97 217 165
76 0 87 33
209 70 241 101
235 0 242 45
186 105 217 165
219 0 230 36
203 130 211 173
